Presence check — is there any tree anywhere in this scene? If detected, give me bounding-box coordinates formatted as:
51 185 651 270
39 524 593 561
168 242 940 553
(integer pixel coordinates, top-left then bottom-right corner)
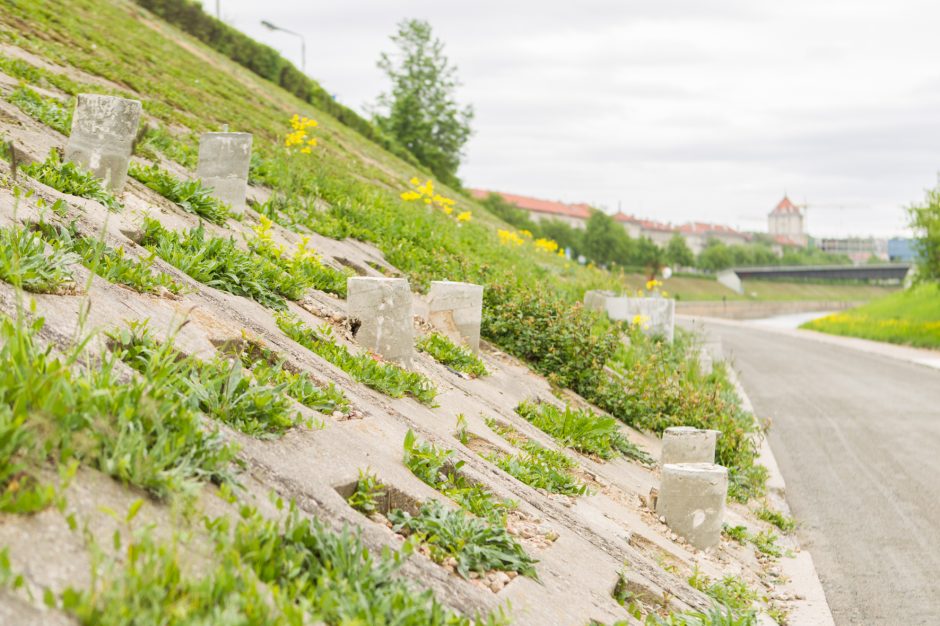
908 185 940 281
697 240 733 271
665 234 694 268
582 211 628 267
374 20 473 188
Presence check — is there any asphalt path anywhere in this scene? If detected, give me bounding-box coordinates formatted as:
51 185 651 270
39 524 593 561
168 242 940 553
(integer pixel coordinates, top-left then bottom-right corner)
703 322 940 625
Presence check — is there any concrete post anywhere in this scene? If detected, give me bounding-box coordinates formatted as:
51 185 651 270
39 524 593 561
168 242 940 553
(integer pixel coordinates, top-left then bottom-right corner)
195 132 252 214
65 94 141 192
660 427 720 465
657 463 728 550
607 297 676 342
347 277 414 364
428 280 483 353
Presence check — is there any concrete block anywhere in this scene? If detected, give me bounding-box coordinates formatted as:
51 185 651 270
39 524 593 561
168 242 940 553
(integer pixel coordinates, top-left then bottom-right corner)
609 297 676 342
657 463 728 550
583 289 616 313
196 132 252 214
428 280 483 353
660 426 720 465
717 269 744 294
65 94 141 192
347 277 414 364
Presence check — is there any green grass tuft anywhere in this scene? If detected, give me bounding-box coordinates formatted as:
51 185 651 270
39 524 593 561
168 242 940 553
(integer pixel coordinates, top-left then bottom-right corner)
417 331 487 377
21 150 122 211
128 162 231 225
6 84 73 134
0 224 78 293
275 312 436 404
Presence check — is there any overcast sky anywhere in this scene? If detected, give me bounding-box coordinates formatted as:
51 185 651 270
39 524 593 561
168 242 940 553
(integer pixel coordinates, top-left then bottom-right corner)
201 0 940 237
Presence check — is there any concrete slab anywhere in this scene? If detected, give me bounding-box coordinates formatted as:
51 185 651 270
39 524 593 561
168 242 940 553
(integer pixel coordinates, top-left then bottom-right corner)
428 280 483 353
65 93 141 192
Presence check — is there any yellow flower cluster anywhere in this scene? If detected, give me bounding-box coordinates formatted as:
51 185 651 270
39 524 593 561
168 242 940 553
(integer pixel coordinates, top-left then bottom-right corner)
498 229 525 246
533 238 559 253
632 314 651 330
400 177 470 221
285 114 318 154
645 278 663 291
253 215 320 263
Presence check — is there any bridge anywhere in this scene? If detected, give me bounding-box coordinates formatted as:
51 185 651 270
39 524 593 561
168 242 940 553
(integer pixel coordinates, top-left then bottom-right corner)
717 263 912 293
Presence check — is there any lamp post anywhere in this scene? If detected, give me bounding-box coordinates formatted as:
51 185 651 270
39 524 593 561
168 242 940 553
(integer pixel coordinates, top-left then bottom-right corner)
261 20 306 73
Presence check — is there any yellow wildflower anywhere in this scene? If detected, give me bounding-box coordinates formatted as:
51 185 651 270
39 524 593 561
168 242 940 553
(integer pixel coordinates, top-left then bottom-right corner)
533 238 559 253
456 211 472 222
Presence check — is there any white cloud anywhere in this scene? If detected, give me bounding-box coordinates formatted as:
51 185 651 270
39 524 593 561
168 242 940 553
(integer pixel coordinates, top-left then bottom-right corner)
204 0 940 237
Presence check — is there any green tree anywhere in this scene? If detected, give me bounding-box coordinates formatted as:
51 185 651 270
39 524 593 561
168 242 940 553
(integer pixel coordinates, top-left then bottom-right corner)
582 211 629 267
697 240 733 271
374 19 474 187
665 234 694 268
908 186 940 280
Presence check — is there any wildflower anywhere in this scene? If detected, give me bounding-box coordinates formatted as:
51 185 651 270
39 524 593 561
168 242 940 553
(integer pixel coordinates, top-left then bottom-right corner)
632 314 650 327
645 278 663 291
285 114 319 153
520 229 533 239
498 229 525 246
456 211 472 222
533 238 559 253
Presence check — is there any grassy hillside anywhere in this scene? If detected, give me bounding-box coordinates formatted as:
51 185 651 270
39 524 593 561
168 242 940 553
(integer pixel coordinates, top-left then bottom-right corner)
0 1 792 623
626 273 899 302
802 283 940 349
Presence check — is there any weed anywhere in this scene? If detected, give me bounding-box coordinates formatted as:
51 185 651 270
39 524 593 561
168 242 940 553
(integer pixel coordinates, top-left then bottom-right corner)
646 604 757 626
417 331 487 377
21 150 122 211
515 399 651 463
688 568 758 613
36 221 182 294
111 321 303 437
128 162 230 224
403 429 514 521
0 224 78 293
347 469 385 515
751 530 783 558
0 54 79 94
7 84 73 134
455 413 470 444
485 441 587 496
250 215 349 297
388 499 537 579
0 314 236 502
237 342 349 415
722 524 749 544
275 312 436 404
756 506 796 533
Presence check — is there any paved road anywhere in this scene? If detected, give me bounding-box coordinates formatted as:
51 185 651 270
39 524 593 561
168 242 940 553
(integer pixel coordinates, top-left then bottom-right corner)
703 322 940 625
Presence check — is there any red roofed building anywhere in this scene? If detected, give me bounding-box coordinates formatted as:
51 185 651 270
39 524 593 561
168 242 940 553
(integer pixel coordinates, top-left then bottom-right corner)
677 222 751 254
768 195 807 248
470 189 591 229
612 212 677 247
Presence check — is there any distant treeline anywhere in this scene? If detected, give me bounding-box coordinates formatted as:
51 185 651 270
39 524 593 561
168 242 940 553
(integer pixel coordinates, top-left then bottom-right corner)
479 193 851 273
134 0 420 167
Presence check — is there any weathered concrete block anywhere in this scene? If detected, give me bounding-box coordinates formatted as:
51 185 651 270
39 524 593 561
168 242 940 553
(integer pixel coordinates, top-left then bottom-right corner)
608 297 675 342
657 463 728 550
65 94 141 192
196 132 252 214
347 277 414 364
428 280 483 353
660 427 720 466
717 269 743 294
583 289 616 313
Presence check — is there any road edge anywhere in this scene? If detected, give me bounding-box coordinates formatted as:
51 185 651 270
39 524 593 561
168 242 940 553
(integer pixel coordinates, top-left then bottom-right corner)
724 361 836 626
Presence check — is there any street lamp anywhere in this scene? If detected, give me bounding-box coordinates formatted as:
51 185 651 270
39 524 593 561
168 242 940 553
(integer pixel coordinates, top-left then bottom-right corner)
261 20 306 74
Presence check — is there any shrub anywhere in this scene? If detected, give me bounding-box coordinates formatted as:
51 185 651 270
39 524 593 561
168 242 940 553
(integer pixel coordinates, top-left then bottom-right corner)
21 150 122 211
128 162 230 224
0 224 78 293
417 332 487 377
275 312 436 404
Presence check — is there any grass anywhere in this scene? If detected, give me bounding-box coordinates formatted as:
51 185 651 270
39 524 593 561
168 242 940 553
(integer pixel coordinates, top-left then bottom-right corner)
515 399 651 463
647 272 899 303
7 84 73 134
388 499 537 579
347 469 385 515
646 605 757 626
128 162 231 225
275 311 436 404
22 150 122 211
0 224 78 293
0 313 237 506
139 217 299 309
802 283 940 349
721 524 784 558
417 331 487 377
403 429 514 522
63 499 508 625
688 568 758 615
133 124 198 169
35 221 182 294
235 339 349 416
756 505 796 533
110 321 304 437
483 436 587 497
